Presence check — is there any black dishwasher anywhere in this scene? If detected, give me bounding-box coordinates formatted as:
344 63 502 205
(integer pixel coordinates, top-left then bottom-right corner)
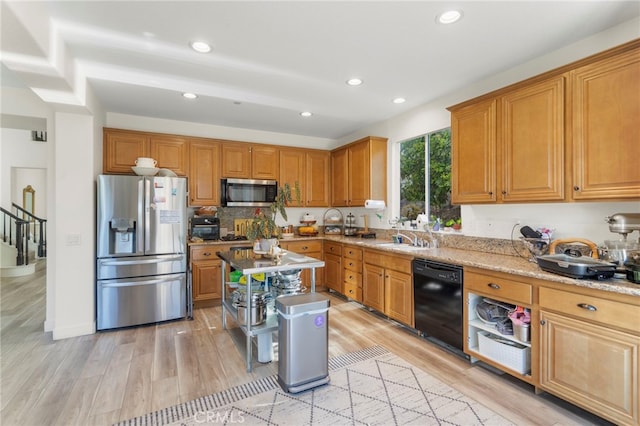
413 259 464 354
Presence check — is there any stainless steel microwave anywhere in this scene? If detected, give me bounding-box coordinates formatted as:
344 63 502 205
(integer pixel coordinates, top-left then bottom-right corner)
220 178 278 207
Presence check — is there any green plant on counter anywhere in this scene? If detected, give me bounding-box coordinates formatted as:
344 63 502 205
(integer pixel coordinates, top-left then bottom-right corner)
245 182 301 240
445 218 462 229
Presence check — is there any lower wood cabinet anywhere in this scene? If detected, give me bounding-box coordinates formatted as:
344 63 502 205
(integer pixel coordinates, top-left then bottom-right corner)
190 246 223 304
342 245 363 302
323 241 342 293
190 243 252 306
363 250 413 327
538 287 639 426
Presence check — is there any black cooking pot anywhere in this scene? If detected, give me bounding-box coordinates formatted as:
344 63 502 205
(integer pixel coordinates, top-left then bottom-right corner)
536 253 616 280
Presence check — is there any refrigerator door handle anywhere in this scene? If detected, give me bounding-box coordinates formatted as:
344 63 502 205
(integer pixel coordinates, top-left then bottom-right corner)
98 255 184 267
144 177 151 252
100 274 183 288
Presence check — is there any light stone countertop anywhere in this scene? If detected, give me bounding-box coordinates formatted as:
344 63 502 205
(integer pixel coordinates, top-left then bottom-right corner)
190 235 640 298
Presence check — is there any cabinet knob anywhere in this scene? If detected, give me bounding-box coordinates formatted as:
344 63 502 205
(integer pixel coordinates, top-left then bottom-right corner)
203 252 212 256
303 246 308 250
577 303 597 311
573 186 580 191
488 191 493 196
501 190 507 195
540 320 546 325
487 283 500 289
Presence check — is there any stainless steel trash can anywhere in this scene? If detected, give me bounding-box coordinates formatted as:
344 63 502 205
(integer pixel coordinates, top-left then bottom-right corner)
276 293 330 393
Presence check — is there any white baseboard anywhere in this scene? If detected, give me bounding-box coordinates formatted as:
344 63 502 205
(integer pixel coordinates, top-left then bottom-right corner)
52 321 96 340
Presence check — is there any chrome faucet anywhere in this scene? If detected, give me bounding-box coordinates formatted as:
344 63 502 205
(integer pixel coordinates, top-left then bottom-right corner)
396 231 417 246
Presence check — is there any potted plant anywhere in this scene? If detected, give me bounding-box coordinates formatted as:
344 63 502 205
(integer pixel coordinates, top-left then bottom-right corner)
445 218 462 230
246 182 301 250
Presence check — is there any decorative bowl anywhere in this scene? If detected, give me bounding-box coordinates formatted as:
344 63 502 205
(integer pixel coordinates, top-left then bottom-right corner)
131 166 159 176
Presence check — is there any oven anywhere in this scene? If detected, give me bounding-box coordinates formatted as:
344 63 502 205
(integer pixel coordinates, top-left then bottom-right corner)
413 259 465 356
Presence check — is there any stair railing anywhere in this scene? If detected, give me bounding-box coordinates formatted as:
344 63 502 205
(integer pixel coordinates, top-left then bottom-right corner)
11 203 47 258
1 207 29 265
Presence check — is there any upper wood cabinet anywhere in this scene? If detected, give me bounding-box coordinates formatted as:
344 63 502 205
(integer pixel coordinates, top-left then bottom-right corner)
571 47 640 200
451 99 497 203
449 40 640 204
189 139 220 206
450 75 565 203
103 128 189 175
220 142 278 179
279 148 331 207
103 129 149 174
331 136 387 207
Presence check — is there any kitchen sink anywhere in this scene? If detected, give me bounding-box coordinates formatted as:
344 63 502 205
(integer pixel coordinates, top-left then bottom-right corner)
374 242 429 251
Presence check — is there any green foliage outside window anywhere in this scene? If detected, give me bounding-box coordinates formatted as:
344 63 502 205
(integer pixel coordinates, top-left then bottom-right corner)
400 128 460 224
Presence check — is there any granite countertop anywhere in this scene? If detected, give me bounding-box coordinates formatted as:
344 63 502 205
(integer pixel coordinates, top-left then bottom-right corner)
190 235 640 298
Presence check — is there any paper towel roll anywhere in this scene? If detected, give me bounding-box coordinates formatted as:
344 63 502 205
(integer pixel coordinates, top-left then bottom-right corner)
365 199 386 209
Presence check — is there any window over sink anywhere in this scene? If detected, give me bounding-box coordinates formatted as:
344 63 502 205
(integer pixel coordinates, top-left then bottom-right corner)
398 127 459 226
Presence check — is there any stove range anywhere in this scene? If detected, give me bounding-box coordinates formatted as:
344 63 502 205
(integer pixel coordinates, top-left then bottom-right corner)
220 234 248 241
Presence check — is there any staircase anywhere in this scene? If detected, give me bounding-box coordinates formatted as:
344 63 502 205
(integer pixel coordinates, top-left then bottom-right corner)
1 203 47 277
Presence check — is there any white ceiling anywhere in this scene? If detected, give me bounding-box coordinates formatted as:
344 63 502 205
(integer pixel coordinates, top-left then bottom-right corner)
2 1 639 140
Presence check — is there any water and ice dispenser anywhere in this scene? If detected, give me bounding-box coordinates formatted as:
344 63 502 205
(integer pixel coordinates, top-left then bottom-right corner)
110 218 136 254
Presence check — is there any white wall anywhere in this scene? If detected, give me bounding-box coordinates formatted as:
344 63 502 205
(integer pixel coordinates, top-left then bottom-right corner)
335 17 640 244
1 128 47 215
106 112 335 150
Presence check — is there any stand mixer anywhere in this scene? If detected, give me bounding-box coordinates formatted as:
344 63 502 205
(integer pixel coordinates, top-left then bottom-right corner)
599 213 640 266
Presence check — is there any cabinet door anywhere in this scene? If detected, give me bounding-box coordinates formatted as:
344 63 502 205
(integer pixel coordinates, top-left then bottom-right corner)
103 129 149 174
192 260 222 301
251 145 279 180
451 99 497 203
347 141 370 206
540 310 639 425
305 151 331 207
331 147 349 206
324 252 342 293
221 142 251 178
572 48 640 200
385 269 413 327
150 135 189 176
363 264 385 312
279 149 306 203
500 76 565 201
189 140 220 206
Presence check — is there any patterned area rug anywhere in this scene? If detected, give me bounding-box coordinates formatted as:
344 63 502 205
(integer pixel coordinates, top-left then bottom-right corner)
117 346 512 426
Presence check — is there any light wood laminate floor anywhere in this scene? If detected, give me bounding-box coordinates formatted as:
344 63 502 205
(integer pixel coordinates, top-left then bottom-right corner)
1 261 611 425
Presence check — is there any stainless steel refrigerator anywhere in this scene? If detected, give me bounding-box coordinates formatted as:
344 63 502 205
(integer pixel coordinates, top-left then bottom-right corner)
96 174 187 330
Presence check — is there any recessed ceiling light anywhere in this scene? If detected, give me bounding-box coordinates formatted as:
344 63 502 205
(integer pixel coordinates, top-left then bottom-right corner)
392 98 406 104
182 92 198 99
346 78 363 86
190 41 211 53
437 10 463 24
300 111 312 117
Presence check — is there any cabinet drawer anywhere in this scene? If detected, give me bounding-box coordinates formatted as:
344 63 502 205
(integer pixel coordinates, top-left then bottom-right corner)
343 246 363 260
344 282 362 301
324 241 342 256
539 287 639 333
343 257 362 272
344 270 362 287
465 271 532 305
285 240 322 253
190 246 219 261
364 250 412 274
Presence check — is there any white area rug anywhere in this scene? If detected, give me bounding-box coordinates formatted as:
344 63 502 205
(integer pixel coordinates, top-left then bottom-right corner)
117 346 512 426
